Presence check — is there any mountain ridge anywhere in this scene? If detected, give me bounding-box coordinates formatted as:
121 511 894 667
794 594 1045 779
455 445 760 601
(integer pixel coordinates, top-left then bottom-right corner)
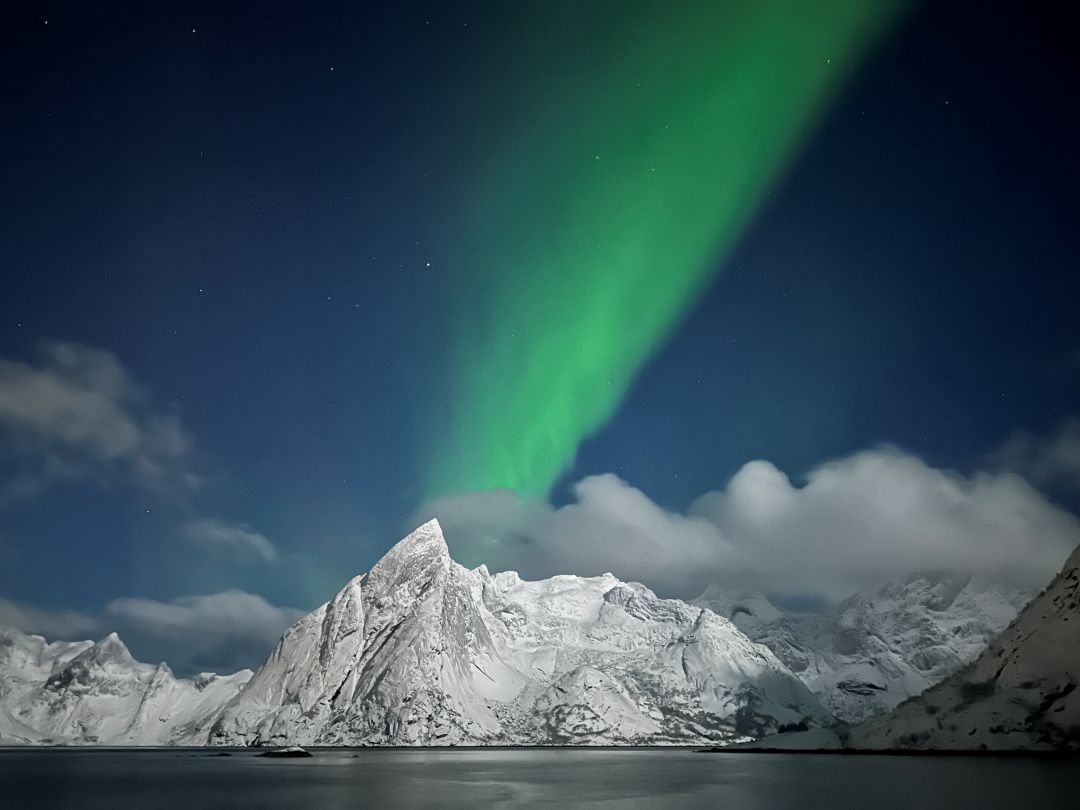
745 543 1080 751
693 572 1032 721
1 520 827 746
2 520 1065 748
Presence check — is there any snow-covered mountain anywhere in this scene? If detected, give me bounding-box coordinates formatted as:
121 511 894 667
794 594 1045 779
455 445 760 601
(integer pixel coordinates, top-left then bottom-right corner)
0 627 251 745
0 520 827 746
845 542 1080 750
695 575 1031 722
750 543 1080 751
209 520 827 746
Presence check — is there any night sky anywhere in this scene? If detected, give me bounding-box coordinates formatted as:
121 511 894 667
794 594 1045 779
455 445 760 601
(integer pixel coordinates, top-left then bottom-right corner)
2 1 1079 674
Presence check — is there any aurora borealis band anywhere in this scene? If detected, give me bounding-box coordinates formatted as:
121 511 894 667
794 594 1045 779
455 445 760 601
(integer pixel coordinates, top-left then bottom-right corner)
427 0 907 499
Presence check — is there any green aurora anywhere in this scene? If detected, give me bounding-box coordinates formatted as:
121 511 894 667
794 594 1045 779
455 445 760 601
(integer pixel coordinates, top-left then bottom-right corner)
428 0 907 499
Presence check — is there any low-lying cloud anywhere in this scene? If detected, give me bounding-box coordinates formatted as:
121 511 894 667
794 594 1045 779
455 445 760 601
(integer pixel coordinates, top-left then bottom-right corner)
0 596 99 639
105 591 303 676
0 590 303 677
418 446 1080 601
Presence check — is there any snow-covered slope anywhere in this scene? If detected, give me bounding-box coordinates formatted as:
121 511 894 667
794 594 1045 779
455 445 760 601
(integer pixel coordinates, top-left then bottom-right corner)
209 520 828 746
744 544 1080 751
844 543 1080 750
0 628 251 745
695 575 1031 722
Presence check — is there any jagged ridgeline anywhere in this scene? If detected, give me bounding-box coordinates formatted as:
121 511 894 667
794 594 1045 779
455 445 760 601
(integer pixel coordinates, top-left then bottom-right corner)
1 521 826 746
4 521 1076 748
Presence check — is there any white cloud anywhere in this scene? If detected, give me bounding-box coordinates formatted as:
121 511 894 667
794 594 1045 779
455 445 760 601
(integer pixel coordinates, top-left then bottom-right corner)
418 446 1080 601
419 475 731 590
182 518 277 564
0 340 196 499
0 596 98 639
0 589 302 676
992 419 1080 492
105 591 303 675
690 448 1078 598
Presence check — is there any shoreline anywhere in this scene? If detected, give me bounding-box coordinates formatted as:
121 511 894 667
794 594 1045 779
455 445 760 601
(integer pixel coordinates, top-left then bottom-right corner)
1 744 1077 758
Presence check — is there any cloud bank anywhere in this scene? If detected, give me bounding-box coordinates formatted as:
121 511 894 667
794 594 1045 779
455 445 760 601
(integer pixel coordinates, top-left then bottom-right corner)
0 590 302 678
0 340 196 499
104 591 303 675
418 446 1080 601
0 596 99 639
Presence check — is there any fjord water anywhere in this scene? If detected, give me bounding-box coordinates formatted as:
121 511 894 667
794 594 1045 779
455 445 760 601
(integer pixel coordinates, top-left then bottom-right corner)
0 749 1073 809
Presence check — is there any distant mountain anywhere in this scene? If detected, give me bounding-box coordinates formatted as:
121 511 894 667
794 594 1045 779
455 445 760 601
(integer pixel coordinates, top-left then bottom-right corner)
844 543 1080 750
0 628 250 745
0 520 827 746
743 543 1080 751
694 575 1031 722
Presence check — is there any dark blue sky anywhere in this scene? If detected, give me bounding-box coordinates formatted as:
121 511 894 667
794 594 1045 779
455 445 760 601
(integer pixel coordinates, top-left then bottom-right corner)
1 1 1078 669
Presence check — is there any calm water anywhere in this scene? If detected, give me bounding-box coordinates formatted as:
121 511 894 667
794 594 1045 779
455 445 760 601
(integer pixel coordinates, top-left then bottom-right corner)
0 748 1074 809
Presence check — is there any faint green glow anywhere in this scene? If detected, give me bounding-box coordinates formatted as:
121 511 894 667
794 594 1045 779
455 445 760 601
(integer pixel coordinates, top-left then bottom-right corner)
428 0 905 497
